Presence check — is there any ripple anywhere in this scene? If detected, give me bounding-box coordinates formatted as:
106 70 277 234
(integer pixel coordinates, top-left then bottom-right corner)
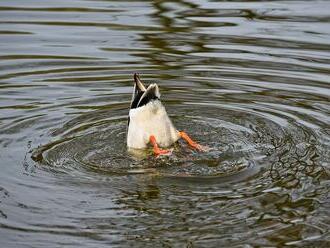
32 108 258 179
30 96 326 185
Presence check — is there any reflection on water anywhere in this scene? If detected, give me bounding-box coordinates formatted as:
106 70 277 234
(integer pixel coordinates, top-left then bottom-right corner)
0 0 330 247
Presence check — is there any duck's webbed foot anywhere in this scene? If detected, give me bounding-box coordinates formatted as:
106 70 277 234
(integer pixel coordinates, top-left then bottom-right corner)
149 135 172 156
178 131 209 151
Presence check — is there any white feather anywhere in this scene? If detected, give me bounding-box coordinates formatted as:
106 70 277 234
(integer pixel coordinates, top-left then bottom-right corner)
127 100 179 149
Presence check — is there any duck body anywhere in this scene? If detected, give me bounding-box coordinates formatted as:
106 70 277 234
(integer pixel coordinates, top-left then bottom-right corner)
127 73 206 155
127 74 179 149
127 99 179 149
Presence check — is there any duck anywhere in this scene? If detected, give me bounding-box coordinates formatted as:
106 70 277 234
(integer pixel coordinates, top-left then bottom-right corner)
127 73 205 155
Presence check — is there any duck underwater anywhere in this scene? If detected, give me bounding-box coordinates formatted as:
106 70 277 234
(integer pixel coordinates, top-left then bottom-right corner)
127 73 207 156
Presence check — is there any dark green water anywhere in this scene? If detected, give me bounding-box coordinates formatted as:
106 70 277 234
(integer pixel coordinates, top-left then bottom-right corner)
0 0 330 247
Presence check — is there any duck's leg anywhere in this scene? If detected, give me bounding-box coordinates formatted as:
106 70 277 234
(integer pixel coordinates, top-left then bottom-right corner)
178 131 207 151
149 135 171 155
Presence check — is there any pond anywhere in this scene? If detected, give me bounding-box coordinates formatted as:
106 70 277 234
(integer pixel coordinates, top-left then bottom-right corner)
0 0 329 247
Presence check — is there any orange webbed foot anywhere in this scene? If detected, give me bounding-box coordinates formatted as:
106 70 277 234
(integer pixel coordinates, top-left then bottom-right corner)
178 131 209 152
149 135 172 156
154 148 172 156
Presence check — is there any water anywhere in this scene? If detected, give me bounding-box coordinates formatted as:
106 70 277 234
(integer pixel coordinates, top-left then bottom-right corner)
1 0 330 246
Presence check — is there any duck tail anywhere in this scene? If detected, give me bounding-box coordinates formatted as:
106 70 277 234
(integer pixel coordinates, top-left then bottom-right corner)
137 84 160 108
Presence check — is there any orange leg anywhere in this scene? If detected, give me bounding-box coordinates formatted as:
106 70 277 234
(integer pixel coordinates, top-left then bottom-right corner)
178 131 207 151
149 135 171 156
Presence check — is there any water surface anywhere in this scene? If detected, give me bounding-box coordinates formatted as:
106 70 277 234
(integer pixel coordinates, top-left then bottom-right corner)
0 0 330 247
